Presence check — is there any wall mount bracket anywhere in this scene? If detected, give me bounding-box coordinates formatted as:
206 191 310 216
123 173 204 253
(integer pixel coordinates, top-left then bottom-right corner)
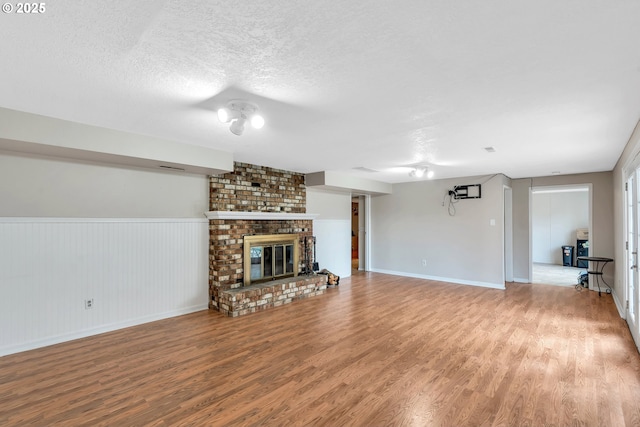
453 184 481 199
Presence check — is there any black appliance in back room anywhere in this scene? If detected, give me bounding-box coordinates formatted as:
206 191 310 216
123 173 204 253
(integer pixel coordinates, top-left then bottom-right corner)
576 228 589 268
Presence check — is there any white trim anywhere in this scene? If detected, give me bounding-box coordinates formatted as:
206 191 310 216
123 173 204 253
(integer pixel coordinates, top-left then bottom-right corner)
513 277 530 283
370 268 506 290
532 187 589 194
528 186 533 283
612 290 626 319
503 185 513 283
0 217 208 223
205 211 318 220
363 195 372 272
0 305 208 357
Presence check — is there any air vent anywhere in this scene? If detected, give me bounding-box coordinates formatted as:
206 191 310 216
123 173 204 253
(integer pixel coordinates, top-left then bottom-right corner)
159 165 186 171
484 147 496 153
352 167 379 173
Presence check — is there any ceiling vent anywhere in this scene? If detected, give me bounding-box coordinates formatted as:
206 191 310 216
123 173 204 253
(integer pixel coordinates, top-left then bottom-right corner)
352 167 380 173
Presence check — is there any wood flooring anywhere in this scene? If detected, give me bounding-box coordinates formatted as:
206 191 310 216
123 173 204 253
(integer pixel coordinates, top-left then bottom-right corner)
1 272 640 426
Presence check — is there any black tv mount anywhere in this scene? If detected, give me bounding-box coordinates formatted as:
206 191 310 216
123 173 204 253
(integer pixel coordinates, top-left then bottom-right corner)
453 184 481 199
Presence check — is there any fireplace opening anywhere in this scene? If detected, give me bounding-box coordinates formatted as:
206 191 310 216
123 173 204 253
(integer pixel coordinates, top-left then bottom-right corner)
243 234 299 286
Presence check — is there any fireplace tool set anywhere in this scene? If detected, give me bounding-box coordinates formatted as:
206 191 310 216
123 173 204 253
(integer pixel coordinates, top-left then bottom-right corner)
299 236 340 286
300 236 319 275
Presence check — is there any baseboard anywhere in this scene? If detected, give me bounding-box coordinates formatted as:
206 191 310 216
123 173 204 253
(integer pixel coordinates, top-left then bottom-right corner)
0 304 209 357
513 277 530 283
611 290 626 319
370 268 506 290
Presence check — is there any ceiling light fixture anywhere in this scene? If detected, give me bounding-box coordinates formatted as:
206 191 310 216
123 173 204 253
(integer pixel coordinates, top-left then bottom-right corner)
217 100 265 136
410 167 425 178
409 167 435 179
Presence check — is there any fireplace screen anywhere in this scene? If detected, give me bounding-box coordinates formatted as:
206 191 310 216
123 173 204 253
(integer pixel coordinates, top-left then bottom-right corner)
244 234 299 286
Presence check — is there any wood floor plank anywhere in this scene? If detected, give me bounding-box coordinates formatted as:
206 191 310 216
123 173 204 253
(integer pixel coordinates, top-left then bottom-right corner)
1 271 640 426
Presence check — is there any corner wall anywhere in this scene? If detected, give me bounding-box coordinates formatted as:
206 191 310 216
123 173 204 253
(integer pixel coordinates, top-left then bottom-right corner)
370 175 508 289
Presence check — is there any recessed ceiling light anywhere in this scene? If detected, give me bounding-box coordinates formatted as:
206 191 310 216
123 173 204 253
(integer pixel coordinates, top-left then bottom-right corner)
484 147 496 153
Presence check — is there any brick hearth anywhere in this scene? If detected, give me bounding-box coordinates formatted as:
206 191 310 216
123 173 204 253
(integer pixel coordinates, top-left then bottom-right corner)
217 275 327 317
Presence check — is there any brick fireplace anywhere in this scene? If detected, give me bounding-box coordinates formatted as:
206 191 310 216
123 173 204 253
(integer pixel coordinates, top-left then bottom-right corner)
207 162 326 316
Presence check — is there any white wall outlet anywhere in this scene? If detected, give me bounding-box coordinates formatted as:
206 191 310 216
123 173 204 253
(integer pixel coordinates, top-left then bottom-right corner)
490 219 496 226
85 299 94 309
422 259 427 266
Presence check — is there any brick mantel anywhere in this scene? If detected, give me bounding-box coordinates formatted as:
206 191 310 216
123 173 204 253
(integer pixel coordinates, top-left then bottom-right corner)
205 211 318 221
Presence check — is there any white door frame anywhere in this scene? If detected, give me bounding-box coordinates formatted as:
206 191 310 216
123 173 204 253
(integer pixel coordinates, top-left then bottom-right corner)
624 169 640 349
362 194 371 271
504 186 513 283
351 193 371 271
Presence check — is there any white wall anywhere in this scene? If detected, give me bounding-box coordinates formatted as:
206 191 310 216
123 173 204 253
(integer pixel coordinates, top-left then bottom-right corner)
370 175 508 289
532 191 589 264
306 188 351 279
0 152 209 217
512 179 531 283
0 152 210 356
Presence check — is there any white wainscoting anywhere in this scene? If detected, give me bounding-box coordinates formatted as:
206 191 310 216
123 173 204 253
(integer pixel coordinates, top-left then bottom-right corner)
313 219 351 279
0 218 209 356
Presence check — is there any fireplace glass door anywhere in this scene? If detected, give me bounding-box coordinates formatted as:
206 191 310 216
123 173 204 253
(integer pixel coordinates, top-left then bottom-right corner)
244 234 299 286
250 246 264 281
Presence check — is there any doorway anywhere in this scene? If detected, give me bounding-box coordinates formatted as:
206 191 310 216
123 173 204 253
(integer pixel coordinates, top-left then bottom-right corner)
350 194 369 272
351 197 359 270
530 185 591 287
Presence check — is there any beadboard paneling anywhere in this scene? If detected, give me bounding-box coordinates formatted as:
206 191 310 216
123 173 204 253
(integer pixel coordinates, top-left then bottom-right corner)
0 218 209 356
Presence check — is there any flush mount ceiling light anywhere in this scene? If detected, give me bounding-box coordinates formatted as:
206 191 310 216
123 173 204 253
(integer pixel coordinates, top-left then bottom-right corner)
409 166 435 179
217 100 265 136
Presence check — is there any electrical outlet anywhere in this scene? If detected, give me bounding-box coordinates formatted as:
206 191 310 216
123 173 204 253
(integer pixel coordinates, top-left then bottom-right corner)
85 299 94 309
422 259 427 267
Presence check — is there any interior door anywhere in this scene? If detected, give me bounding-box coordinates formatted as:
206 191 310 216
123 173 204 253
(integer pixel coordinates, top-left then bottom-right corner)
626 173 640 348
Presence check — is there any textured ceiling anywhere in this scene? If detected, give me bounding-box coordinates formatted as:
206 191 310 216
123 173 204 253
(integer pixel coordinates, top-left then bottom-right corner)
1 0 640 182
